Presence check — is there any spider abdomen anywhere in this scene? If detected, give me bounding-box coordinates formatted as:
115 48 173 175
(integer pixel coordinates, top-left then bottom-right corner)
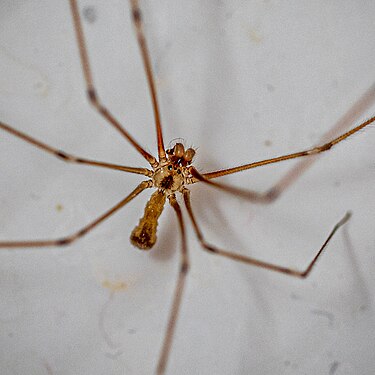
130 190 166 250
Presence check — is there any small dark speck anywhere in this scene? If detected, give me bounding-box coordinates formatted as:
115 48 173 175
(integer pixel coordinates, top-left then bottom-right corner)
83 6 97 24
128 328 136 334
329 361 340 375
8 332 14 338
284 360 291 367
266 83 275 92
334 180 341 187
264 139 272 147
56 204 63 212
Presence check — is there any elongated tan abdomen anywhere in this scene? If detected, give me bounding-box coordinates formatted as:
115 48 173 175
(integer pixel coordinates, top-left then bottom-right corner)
130 190 166 250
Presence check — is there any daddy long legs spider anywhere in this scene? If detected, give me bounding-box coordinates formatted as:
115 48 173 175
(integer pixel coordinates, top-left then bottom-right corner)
1 1 375 374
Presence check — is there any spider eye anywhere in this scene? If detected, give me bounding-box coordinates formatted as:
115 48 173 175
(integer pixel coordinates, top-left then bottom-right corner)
168 165 172 170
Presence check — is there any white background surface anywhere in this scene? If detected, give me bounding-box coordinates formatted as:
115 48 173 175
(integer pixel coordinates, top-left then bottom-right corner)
0 1 375 374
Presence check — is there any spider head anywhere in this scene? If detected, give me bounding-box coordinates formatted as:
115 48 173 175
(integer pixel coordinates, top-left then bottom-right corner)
152 143 195 193
166 142 195 167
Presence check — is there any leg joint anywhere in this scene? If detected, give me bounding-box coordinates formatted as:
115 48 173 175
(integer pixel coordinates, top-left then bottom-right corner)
56 151 69 160
180 262 190 274
263 187 280 202
87 88 97 104
132 8 142 24
57 238 72 246
204 244 218 254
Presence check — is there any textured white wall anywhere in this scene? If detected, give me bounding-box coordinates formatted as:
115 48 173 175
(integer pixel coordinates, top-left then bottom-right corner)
0 1 374 374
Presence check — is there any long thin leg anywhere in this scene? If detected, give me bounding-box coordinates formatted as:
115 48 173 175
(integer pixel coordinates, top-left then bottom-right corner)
189 166 273 203
204 83 375 181
130 0 167 163
69 0 157 167
195 84 375 200
190 114 375 202
269 84 375 198
0 181 151 249
156 194 189 375
204 114 375 179
0 121 152 176
183 188 350 278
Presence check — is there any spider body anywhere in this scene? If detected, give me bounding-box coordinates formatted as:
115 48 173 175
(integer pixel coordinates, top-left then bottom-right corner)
131 142 195 250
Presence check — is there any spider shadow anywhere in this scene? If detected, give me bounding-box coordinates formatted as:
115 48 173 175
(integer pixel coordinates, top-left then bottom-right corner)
150 203 178 262
342 225 371 312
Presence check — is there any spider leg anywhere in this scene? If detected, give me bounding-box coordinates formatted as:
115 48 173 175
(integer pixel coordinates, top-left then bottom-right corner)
0 121 152 176
130 0 167 163
191 84 375 202
156 193 189 375
0 181 151 249
183 188 350 278
69 0 157 167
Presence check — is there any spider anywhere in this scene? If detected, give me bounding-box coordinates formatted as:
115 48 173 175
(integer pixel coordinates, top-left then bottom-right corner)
1 1 374 374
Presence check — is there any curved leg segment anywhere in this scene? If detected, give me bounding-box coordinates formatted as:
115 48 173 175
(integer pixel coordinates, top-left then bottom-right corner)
183 188 350 278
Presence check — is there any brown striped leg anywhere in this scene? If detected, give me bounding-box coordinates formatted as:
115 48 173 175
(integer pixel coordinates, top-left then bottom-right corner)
183 188 350 278
192 85 375 202
130 0 167 163
0 121 152 176
189 166 274 203
156 194 189 375
69 0 157 167
267 84 375 199
0 181 151 249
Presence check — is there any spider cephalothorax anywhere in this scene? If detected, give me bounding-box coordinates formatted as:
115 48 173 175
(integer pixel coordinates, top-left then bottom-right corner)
153 143 195 194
